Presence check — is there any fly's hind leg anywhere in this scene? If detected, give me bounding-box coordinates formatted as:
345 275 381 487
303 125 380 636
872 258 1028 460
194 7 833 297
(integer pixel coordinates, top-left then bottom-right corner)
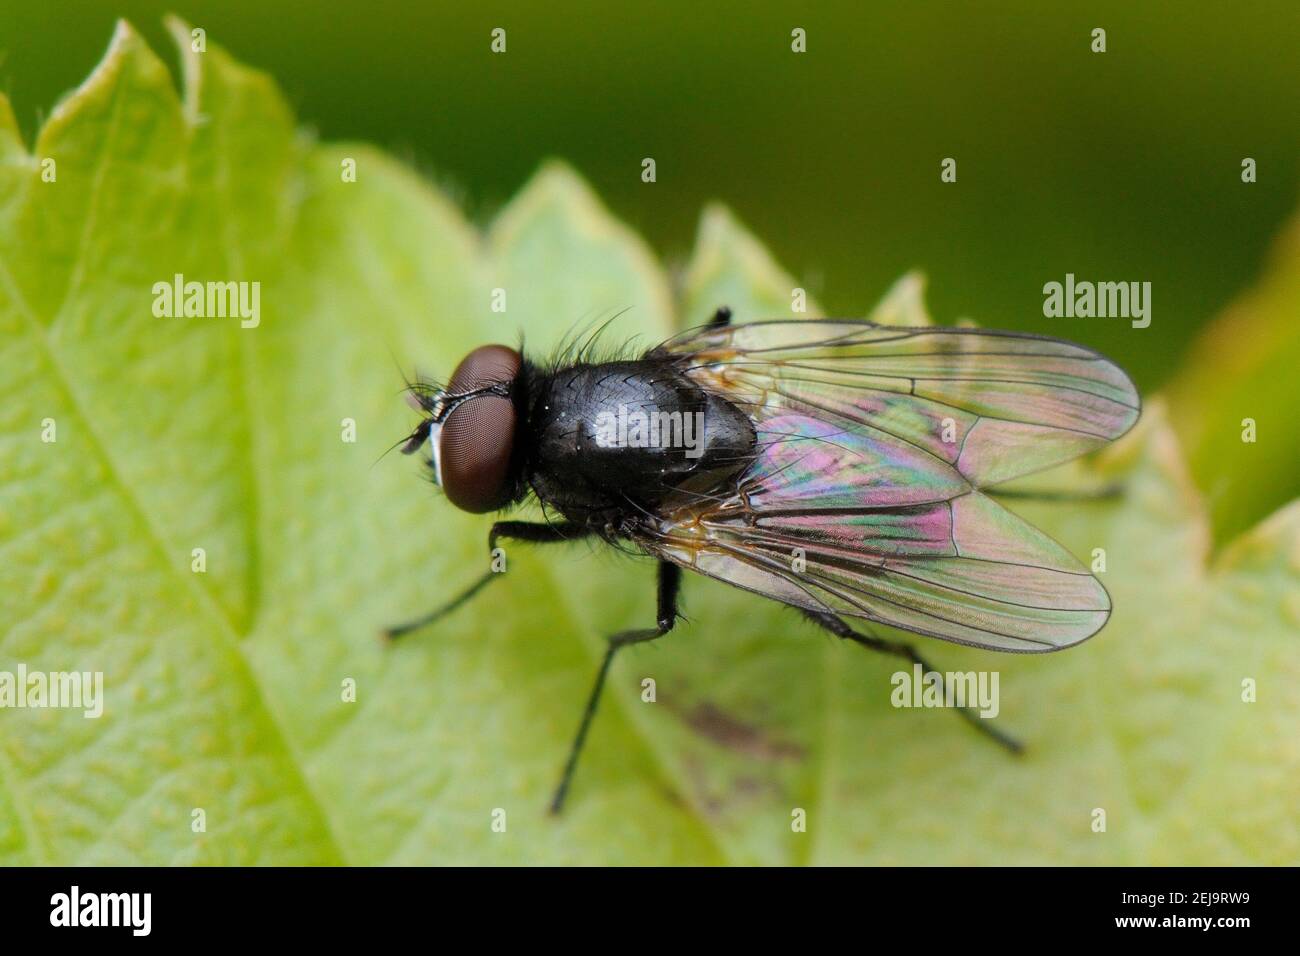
802 609 1024 755
550 561 682 815
383 520 590 639
987 483 1122 503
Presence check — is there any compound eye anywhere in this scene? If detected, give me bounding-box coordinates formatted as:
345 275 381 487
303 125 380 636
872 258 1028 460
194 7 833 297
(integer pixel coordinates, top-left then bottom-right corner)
446 344 522 395
438 395 516 513
437 345 521 514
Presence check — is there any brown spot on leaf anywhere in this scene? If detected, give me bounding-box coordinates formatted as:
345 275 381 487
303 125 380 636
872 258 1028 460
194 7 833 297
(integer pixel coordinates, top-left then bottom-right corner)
680 701 805 761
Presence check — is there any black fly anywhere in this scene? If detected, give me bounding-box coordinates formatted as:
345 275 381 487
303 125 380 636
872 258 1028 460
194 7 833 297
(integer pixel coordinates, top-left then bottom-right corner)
388 306 1140 814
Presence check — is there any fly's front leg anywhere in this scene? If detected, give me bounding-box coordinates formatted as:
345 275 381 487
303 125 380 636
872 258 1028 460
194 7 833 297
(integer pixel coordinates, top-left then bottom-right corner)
803 610 1024 754
549 561 681 815
383 520 589 640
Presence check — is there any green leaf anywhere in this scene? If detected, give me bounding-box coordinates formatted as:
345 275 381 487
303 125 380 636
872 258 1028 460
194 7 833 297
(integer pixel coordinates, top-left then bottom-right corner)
1167 211 1300 546
0 24 1296 865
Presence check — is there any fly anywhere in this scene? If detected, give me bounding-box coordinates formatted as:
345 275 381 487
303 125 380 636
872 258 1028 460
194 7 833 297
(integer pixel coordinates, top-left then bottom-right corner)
387 306 1141 814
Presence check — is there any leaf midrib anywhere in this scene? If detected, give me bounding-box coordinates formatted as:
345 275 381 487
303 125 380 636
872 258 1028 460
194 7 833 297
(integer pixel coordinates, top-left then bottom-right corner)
0 71 349 861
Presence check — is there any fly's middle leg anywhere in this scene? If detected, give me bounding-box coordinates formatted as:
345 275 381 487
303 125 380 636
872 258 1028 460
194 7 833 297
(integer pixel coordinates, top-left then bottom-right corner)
550 561 681 815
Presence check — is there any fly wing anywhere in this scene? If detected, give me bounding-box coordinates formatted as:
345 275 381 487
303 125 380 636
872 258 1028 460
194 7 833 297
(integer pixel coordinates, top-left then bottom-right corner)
635 320 1139 652
655 320 1140 487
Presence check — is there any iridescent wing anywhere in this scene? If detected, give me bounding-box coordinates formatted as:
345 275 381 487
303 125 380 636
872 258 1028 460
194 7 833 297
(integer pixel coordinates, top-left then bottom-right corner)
634 320 1140 652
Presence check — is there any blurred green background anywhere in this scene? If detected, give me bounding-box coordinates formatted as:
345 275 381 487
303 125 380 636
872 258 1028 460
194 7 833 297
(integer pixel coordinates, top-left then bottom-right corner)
3 0 1297 395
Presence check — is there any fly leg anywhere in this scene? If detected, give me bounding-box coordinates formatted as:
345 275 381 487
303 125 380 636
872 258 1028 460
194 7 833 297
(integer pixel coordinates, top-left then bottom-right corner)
708 305 733 328
383 520 590 639
802 610 1024 755
550 561 681 815
987 483 1122 503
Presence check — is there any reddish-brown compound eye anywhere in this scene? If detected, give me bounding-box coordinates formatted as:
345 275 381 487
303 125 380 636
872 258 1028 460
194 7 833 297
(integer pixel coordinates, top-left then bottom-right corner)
446 344 522 395
437 345 522 514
